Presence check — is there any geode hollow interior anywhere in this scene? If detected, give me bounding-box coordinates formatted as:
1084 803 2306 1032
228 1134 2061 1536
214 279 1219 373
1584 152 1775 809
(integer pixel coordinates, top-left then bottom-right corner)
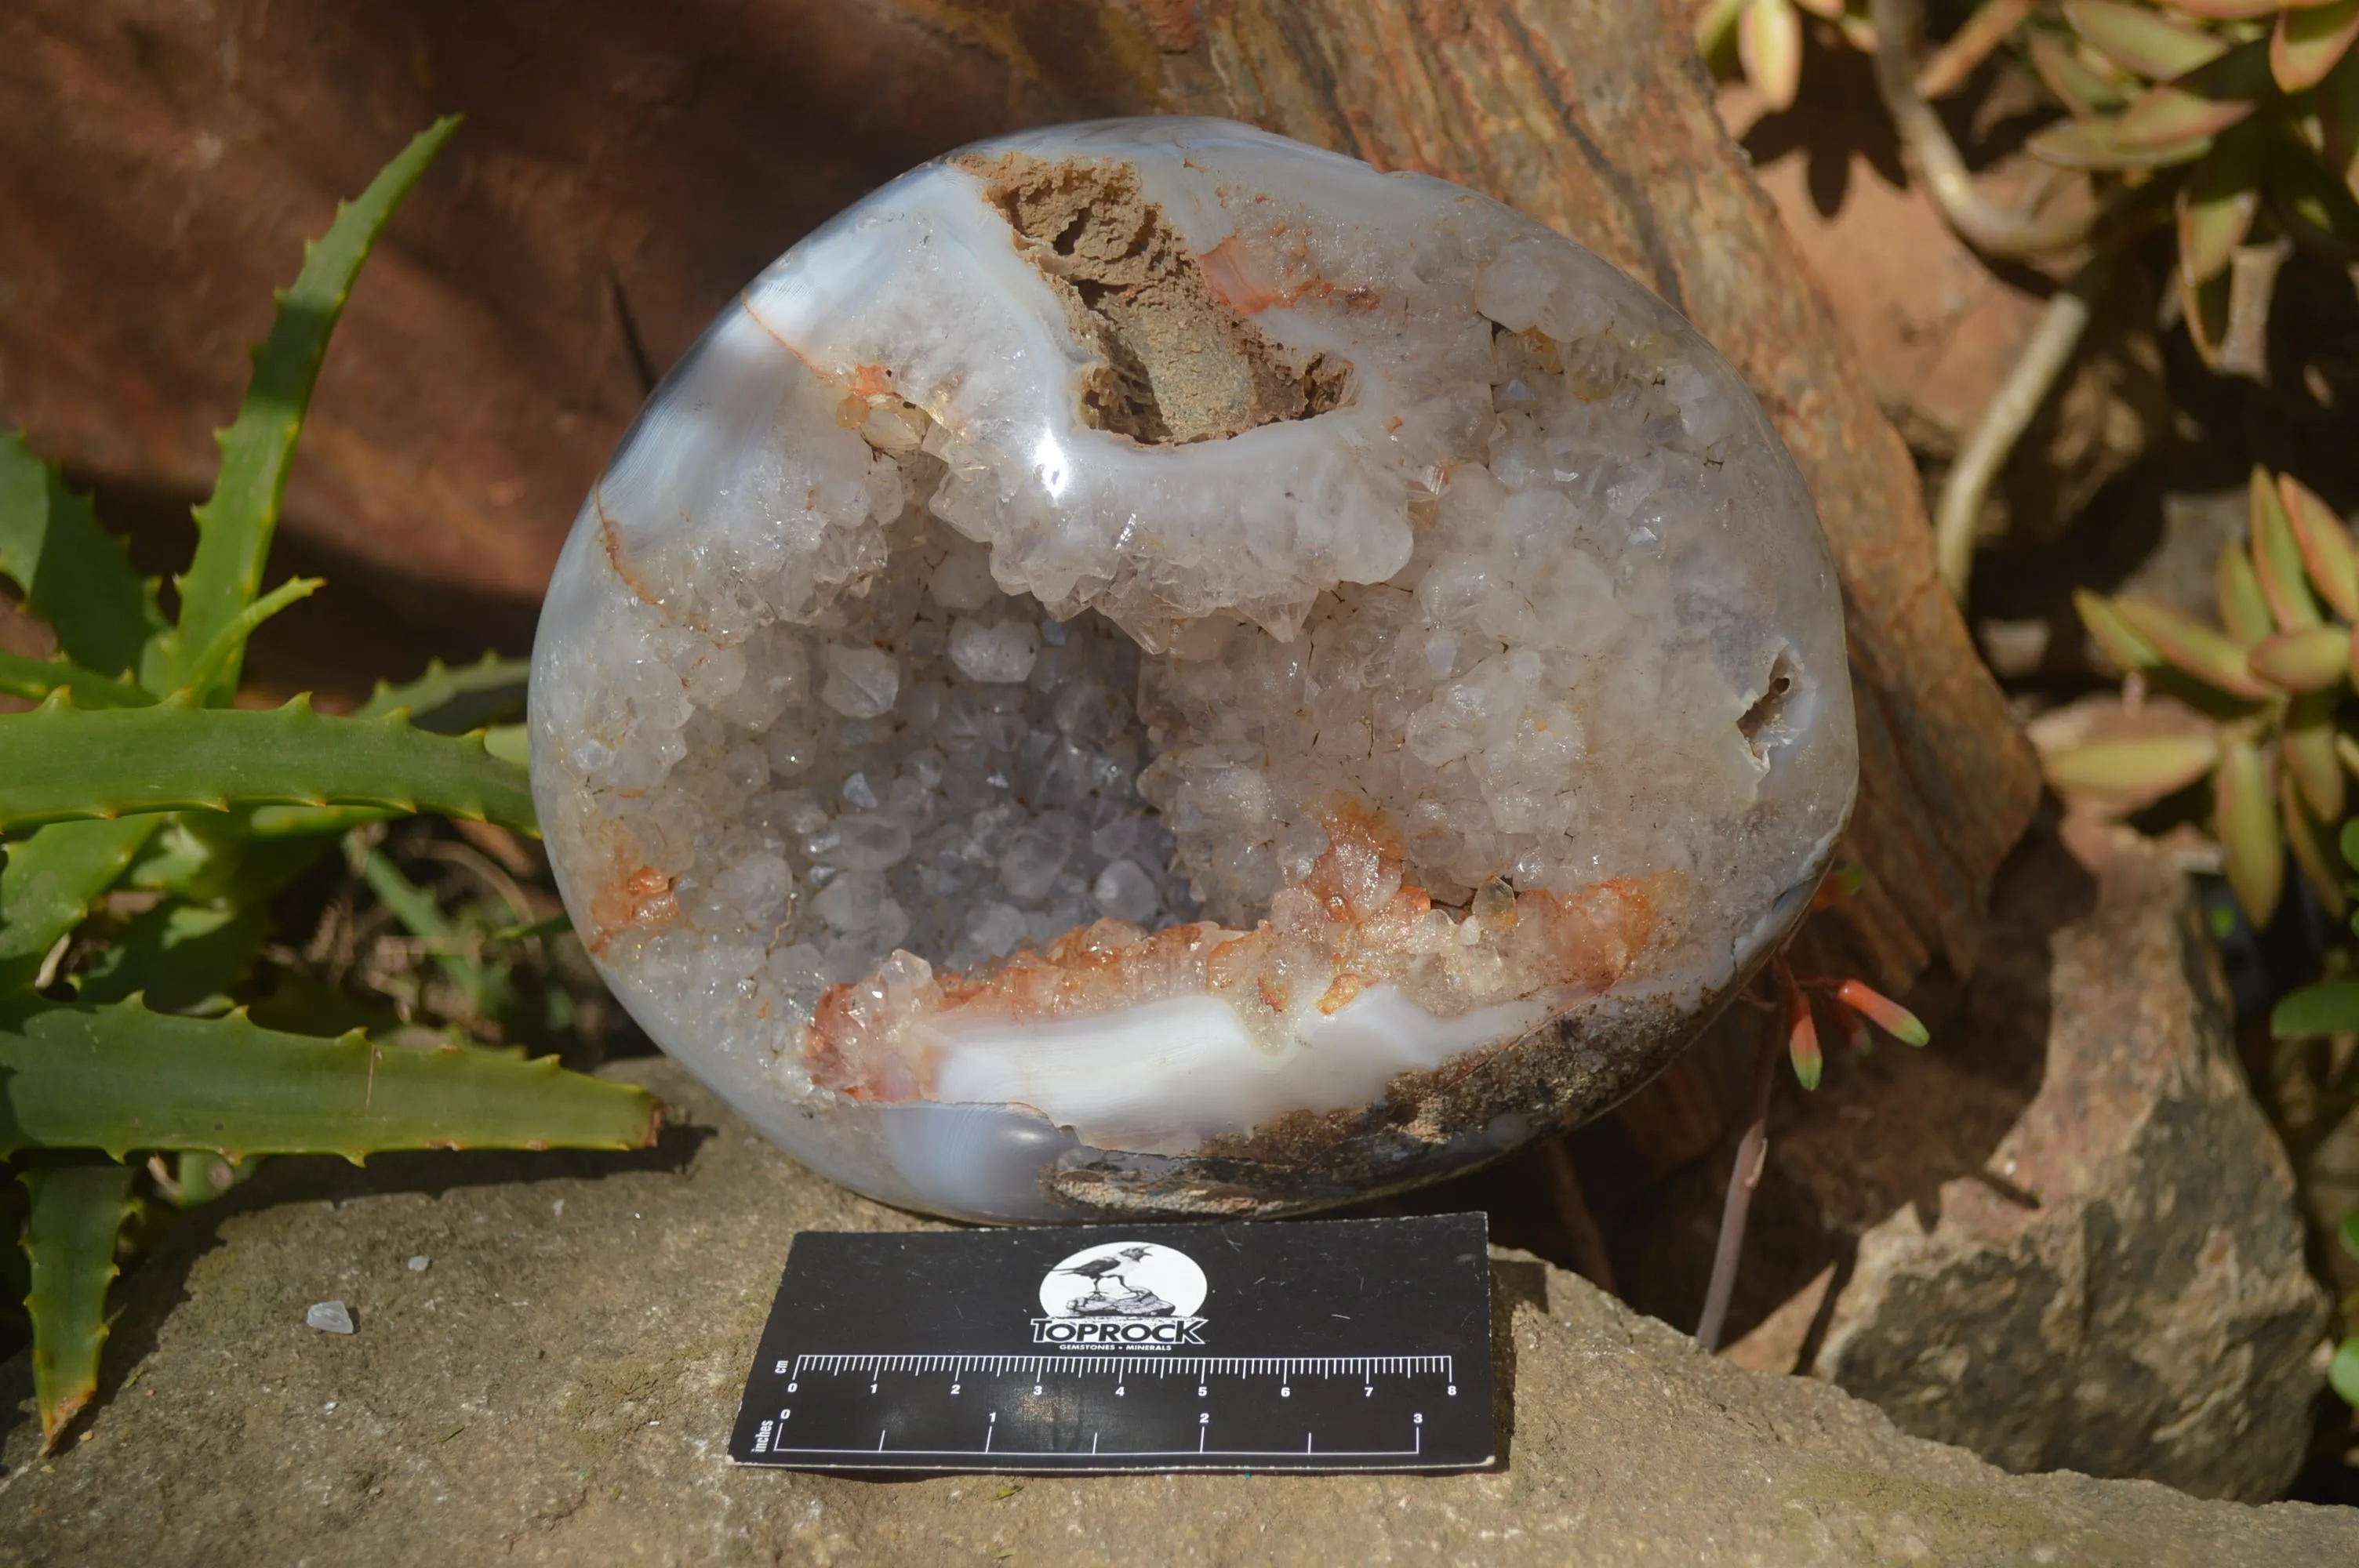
529 118 1857 1223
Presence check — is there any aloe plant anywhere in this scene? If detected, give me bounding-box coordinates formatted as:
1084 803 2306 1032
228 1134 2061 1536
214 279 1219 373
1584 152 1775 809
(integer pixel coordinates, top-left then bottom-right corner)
0 118 660 1450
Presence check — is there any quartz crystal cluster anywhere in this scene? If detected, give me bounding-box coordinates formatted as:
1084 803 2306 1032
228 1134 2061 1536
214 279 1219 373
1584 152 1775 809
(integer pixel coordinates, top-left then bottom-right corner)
529 118 1856 1221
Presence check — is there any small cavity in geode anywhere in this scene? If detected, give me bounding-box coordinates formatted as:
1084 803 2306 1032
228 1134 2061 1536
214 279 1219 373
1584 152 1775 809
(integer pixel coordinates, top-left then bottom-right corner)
965 151 1348 445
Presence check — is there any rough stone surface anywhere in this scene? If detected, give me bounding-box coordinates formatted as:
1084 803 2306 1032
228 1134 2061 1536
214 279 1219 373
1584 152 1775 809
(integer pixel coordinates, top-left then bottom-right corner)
1698 822 2329 1501
3 1055 2353 1565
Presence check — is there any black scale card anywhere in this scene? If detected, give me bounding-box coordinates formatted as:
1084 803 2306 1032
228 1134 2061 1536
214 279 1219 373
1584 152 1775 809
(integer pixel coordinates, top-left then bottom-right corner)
729 1211 1495 1473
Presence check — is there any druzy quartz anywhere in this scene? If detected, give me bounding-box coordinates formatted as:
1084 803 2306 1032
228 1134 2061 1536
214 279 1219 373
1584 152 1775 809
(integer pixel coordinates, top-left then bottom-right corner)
528 118 1856 1222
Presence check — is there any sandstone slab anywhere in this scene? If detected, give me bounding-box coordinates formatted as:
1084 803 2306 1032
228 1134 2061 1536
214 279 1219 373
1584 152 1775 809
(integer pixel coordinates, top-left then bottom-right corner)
2 1056 2352 1566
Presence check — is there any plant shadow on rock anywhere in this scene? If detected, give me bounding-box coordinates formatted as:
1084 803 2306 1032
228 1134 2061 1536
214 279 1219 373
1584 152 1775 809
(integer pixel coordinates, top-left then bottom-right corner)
0 1116 711 1461
1597 831 2079 1350
1970 244 2359 691
1734 24 2048 224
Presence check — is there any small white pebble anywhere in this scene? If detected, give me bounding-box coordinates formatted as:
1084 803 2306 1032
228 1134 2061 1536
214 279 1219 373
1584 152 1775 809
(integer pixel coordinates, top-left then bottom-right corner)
305 1301 356 1335
323 1401 338 1413
406 1255 430 1272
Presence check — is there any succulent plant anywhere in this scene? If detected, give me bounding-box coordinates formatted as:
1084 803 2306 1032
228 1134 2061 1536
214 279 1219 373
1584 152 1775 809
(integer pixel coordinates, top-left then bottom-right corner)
1 120 659 1450
2047 465 2359 924
2024 0 2359 365
1699 0 1881 111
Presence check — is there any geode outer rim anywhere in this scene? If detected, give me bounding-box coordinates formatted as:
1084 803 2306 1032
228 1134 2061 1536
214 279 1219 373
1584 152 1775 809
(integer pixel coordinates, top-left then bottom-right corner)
528 114 1859 1227
1022 833 1837 1221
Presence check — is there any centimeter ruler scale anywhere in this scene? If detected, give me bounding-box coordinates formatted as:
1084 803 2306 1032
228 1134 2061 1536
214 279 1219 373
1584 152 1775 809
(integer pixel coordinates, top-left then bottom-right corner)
729 1212 1494 1473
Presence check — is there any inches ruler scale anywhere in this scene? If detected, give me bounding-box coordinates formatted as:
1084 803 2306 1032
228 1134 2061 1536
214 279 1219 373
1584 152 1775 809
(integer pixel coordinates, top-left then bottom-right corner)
729 1211 1495 1474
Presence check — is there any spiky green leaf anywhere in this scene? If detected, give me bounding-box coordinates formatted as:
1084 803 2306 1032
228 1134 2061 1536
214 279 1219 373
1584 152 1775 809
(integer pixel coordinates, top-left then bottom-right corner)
174 576 321 702
0 693 536 837
0 996 660 1160
242 804 405 838
19 1160 136 1450
167 1150 249 1210
0 819 162 991
357 652 532 735
2275 0 2359 93
158 118 460 705
482 724 528 768
0 652 152 710
78 899 274 1015
0 434 165 681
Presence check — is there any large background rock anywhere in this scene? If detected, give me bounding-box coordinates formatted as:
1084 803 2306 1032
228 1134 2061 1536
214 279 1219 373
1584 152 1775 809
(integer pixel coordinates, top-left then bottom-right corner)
0 0 2035 997
1 1057 2353 1566
1611 822 2330 1501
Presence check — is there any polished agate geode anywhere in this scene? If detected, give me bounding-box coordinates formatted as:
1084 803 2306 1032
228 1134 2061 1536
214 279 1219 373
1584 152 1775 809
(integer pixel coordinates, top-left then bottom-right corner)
528 118 1856 1222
